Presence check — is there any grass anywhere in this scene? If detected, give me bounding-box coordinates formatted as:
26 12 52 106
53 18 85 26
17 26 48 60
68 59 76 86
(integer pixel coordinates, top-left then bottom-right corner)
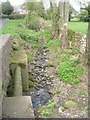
45 39 61 50
1 19 88 36
1 19 24 36
68 22 88 34
46 20 88 34
1 19 41 48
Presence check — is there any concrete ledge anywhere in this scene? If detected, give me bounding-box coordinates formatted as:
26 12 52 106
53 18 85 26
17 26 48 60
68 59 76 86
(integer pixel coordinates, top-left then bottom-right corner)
0 34 12 119
1 34 12 93
2 96 34 118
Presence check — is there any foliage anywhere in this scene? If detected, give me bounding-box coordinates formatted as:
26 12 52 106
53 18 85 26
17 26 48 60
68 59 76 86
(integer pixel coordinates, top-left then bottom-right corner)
0 14 8 19
56 52 84 85
27 51 33 61
45 8 52 20
38 100 55 116
23 1 45 18
38 29 52 40
1 1 14 15
71 48 78 55
69 4 77 21
23 1 47 31
68 29 76 41
24 11 44 31
46 39 60 49
18 28 40 48
1 19 40 48
78 10 88 22
9 13 25 19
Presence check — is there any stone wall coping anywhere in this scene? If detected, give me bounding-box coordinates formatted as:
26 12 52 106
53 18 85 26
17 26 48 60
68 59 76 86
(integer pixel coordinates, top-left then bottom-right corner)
0 34 11 50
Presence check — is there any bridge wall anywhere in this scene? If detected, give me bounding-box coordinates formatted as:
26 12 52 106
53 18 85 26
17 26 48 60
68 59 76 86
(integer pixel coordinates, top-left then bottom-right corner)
0 34 12 119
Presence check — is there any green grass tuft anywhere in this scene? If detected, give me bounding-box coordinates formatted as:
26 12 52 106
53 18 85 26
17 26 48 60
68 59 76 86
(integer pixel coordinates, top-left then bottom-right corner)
46 39 60 49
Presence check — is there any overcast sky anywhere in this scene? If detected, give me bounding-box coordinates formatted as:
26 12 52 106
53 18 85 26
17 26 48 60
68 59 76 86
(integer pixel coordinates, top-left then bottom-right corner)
0 0 89 11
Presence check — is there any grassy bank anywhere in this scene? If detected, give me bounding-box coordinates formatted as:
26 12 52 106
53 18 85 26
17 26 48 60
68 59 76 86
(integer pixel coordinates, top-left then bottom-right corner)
1 19 23 36
1 19 88 36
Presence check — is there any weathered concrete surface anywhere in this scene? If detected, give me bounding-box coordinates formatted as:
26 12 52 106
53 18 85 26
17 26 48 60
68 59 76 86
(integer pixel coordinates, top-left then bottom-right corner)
14 66 23 96
1 34 12 95
10 49 29 92
2 96 34 118
0 49 2 120
0 34 12 119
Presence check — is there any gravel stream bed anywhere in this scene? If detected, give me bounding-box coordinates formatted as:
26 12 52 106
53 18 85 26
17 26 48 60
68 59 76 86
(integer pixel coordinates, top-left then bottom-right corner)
25 40 88 118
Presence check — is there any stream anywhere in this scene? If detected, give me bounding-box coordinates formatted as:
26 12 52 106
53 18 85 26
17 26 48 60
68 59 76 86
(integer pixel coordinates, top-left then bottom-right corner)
26 41 53 116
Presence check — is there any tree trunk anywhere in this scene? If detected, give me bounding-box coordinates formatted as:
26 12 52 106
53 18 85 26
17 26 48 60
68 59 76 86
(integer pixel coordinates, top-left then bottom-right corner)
59 0 69 49
50 1 59 38
88 20 90 118
87 2 90 116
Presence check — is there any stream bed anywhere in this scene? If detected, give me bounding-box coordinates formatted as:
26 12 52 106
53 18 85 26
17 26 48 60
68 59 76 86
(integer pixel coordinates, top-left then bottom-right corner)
25 41 53 116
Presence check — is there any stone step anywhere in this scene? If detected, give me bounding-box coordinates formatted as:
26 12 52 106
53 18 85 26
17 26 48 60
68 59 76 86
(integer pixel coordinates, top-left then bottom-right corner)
2 96 34 118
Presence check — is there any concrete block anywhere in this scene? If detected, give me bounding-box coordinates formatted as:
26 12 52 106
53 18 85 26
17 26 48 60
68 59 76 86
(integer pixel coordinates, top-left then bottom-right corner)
2 96 34 118
14 66 23 96
10 49 29 92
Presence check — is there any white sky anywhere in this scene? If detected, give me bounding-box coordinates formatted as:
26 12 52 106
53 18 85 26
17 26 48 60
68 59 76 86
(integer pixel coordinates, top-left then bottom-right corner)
0 0 90 11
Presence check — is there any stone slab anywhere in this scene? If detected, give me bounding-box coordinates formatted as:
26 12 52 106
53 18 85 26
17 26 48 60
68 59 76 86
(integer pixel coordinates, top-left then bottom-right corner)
2 96 34 118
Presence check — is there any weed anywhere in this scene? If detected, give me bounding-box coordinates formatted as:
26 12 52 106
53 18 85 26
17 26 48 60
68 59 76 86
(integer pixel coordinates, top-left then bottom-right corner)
71 48 79 55
56 52 84 85
27 51 33 61
46 39 60 49
38 100 55 116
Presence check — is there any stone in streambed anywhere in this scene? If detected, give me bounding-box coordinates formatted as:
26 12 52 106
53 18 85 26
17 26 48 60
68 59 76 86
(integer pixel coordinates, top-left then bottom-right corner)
63 100 77 109
45 61 54 67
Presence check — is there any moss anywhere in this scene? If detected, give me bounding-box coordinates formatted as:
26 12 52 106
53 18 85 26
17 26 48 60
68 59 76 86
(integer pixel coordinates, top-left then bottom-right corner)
12 45 19 51
63 100 77 109
27 51 33 61
29 81 35 88
46 61 54 67
10 49 27 65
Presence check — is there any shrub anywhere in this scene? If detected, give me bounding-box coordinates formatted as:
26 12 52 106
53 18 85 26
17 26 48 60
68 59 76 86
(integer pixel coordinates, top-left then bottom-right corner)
0 14 8 19
9 13 25 19
27 20 40 31
68 29 76 41
18 28 40 48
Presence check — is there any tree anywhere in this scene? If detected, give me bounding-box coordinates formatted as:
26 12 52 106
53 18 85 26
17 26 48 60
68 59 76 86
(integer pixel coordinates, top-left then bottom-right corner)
78 9 88 21
59 0 69 49
50 1 59 38
1 1 14 15
69 4 77 21
22 0 45 19
46 7 52 20
49 0 69 48
22 0 47 30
